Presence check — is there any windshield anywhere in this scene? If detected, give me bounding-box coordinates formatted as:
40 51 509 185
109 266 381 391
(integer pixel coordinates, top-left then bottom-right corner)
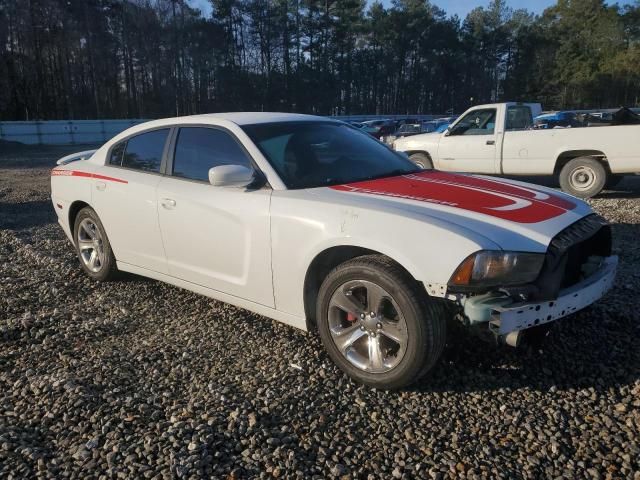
241 121 420 189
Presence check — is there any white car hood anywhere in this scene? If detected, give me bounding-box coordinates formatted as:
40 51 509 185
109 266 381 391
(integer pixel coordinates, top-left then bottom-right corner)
310 171 593 253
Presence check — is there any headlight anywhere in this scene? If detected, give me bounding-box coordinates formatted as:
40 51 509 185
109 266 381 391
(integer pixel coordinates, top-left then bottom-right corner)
449 251 545 288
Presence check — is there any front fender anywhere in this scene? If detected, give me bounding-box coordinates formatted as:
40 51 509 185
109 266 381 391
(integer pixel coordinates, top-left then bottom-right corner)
270 192 498 318
395 133 441 158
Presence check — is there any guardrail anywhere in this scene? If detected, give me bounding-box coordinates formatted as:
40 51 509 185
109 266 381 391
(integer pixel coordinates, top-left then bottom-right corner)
0 116 452 145
2 108 635 146
0 119 147 145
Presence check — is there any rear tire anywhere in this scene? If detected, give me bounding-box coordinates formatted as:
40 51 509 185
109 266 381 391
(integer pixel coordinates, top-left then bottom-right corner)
409 152 433 170
73 207 118 281
316 254 447 389
558 157 606 198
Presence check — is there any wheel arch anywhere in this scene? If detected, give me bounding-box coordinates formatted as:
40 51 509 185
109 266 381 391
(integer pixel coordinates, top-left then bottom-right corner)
404 150 433 160
302 246 420 330
68 200 91 233
554 150 610 175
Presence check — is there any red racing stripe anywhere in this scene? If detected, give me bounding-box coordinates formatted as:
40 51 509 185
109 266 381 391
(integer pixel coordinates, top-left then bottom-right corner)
51 169 128 184
331 171 576 224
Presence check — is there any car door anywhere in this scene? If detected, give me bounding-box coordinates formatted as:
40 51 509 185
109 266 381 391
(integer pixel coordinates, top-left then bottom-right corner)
91 128 171 274
436 107 499 173
156 126 274 307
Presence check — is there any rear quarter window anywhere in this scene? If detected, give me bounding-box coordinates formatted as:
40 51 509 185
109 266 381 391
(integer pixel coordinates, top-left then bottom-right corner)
109 142 125 166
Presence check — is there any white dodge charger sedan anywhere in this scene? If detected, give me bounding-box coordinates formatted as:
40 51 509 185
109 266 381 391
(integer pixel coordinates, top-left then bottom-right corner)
51 113 617 389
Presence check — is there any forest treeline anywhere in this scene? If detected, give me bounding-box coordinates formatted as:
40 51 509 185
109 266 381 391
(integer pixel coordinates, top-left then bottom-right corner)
0 0 639 120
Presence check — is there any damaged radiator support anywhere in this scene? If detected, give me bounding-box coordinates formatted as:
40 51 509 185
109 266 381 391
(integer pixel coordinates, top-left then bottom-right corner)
460 214 616 344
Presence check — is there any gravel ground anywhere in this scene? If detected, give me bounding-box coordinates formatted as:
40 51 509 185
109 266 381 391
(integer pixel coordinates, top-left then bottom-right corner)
0 144 639 480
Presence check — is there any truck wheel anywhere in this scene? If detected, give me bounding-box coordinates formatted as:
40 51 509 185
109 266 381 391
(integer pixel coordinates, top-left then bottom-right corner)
558 157 606 198
73 207 118 281
409 153 433 170
316 254 447 389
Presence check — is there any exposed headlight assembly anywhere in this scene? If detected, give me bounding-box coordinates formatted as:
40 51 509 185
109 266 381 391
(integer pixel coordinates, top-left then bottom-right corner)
449 251 545 289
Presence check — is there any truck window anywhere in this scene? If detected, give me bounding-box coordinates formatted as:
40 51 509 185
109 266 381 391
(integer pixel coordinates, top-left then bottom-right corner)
448 109 496 136
506 106 533 131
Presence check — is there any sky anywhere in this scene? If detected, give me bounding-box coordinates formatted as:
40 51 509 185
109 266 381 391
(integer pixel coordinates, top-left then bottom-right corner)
187 0 623 20
187 0 556 19
430 0 556 18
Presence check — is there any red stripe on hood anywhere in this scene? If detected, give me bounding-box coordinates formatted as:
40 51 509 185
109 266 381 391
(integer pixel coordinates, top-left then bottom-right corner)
330 171 576 224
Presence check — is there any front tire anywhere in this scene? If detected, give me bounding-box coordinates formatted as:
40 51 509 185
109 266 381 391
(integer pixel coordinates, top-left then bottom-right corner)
558 157 607 198
409 152 433 170
73 207 118 281
316 255 447 389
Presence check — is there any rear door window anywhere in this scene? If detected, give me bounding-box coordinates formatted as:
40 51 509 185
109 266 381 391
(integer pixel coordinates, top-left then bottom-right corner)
121 129 170 173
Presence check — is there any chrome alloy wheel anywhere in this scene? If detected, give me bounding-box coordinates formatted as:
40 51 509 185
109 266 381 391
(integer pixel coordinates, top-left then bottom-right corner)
77 218 105 273
328 280 409 373
569 165 597 192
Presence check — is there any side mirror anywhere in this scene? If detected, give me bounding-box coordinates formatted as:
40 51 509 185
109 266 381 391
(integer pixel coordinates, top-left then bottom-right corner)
443 127 452 137
208 165 255 188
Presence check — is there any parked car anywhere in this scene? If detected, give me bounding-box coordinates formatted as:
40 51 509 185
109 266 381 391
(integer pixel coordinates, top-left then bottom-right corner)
360 119 396 139
534 111 582 129
382 123 424 145
434 122 451 133
393 102 640 198
535 107 640 130
52 113 617 389
394 118 420 127
383 118 457 145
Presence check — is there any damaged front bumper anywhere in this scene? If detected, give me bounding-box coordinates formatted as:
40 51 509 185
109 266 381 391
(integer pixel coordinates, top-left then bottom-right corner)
462 256 618 335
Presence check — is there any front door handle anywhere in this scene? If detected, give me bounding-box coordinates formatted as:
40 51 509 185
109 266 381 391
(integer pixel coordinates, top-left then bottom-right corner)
95 181 106 191
486 140 495 145
161 198 176 209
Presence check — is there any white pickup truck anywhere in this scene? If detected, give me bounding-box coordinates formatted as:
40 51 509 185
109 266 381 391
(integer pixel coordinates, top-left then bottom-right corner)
393 102 640 198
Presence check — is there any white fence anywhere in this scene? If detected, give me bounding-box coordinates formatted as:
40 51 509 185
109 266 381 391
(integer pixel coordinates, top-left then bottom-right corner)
0 119 147 145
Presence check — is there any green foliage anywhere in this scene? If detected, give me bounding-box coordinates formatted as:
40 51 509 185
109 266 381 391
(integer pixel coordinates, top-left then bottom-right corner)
0 0 637 120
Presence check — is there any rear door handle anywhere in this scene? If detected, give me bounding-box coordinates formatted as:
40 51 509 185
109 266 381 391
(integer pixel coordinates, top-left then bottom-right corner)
486 140 495 145
95 181 106 191
161 198 176 209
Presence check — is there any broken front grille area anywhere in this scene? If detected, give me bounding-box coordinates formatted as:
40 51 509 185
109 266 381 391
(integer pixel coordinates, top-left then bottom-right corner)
534 214 612 300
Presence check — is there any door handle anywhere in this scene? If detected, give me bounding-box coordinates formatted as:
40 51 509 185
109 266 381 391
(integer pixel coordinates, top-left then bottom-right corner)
95 181 106 191
486 140 495 145
161 198 176 209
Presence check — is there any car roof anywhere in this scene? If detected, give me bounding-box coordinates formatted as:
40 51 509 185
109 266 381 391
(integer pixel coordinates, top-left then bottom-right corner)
101 112 337 147
182 112 329 125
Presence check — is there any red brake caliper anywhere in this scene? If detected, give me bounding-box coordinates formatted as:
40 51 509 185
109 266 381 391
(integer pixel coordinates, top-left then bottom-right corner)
346 313 357 322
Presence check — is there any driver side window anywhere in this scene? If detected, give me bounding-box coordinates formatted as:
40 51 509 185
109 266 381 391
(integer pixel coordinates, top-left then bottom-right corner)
172 127 252 182
449 109 497 136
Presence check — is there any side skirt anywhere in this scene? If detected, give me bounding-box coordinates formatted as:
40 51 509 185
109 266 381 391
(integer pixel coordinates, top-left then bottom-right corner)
116 261 308 332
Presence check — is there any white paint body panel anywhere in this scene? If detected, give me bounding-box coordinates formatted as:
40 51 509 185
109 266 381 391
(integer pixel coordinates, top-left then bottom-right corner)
92 167 168 273
437 132 499 173
394 102 640 174
50 112 604 333
156 177 274 307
